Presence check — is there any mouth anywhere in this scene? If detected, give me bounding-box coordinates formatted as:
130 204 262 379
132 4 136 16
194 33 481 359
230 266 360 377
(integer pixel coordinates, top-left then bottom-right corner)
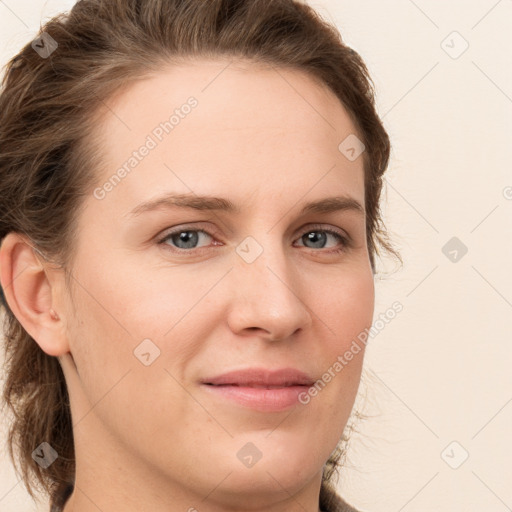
204 383 303 389
200 367 315 412
202 367 315 387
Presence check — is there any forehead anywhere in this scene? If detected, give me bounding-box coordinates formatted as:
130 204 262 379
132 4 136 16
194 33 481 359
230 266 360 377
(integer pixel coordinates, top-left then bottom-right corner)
89 59 365 217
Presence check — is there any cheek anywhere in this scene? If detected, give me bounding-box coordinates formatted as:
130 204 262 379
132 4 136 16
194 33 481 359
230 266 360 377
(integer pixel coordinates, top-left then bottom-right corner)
304 267 373 408
314 265 375 343
64 270 193 445
64 250 208 406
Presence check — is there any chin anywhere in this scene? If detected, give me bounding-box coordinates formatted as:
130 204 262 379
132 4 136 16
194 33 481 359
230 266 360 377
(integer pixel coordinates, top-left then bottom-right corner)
212 464 317 507
226 449 318 491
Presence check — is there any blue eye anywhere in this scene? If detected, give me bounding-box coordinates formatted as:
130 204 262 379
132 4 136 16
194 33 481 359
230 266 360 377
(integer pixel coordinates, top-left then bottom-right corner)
296 228 349 253
159 229 213 250
157 225 350 254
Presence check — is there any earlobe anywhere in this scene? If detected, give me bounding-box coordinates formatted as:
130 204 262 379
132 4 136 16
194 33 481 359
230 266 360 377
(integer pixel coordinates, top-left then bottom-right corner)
0 232 69 357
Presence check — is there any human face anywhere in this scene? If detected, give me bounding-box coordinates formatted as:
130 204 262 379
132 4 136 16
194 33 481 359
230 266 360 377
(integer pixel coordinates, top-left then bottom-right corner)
58 59 374 511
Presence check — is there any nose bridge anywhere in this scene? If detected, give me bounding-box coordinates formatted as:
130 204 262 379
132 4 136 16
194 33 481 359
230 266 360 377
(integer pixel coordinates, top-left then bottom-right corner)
227 228 312 339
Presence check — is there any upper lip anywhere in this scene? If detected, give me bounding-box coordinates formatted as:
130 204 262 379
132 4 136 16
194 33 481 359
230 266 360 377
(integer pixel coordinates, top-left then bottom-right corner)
202 367 315 387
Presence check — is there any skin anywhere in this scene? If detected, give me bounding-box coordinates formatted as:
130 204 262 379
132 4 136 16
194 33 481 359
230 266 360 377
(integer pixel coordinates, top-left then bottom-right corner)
0 59 374 512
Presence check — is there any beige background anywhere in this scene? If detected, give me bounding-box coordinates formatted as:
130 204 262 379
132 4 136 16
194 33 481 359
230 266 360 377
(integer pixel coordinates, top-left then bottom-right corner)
1 0 511 511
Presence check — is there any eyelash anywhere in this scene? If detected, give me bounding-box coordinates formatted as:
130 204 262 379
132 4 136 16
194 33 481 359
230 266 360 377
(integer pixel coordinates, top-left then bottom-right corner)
156 224 351 255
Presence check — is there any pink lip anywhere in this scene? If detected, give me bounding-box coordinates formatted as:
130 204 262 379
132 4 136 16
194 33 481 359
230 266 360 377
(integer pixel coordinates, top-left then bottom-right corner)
202 367 315 387
201 367 315 412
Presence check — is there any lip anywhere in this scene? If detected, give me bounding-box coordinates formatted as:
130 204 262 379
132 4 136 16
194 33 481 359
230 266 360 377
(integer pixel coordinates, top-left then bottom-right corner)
201 367 315 412
202 367 315 387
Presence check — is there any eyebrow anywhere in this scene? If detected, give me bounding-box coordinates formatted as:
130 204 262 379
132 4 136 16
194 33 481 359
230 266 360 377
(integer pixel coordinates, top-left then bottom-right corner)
127 193 365 218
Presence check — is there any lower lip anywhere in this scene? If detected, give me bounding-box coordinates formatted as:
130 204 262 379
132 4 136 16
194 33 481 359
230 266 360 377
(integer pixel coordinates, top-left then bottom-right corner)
201 384 310 412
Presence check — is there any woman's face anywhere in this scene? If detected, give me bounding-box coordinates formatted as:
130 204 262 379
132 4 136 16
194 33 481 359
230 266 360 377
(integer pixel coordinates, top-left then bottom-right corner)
57 59 374 509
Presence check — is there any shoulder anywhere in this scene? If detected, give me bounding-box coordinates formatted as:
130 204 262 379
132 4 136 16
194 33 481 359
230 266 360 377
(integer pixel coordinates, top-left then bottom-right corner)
320 483 366 512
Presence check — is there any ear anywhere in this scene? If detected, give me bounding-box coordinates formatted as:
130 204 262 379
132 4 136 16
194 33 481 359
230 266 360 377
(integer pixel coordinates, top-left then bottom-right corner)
0 232 70 356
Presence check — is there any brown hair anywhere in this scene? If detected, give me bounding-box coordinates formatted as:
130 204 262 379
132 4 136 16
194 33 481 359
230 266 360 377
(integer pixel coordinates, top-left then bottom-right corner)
0 0 401 507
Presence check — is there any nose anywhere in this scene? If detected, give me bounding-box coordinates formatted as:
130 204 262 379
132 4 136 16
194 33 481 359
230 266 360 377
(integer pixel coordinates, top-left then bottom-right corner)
226 239 313 342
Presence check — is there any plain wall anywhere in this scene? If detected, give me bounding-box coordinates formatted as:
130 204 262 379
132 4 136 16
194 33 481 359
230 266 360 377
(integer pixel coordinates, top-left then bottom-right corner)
1 1 511 511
